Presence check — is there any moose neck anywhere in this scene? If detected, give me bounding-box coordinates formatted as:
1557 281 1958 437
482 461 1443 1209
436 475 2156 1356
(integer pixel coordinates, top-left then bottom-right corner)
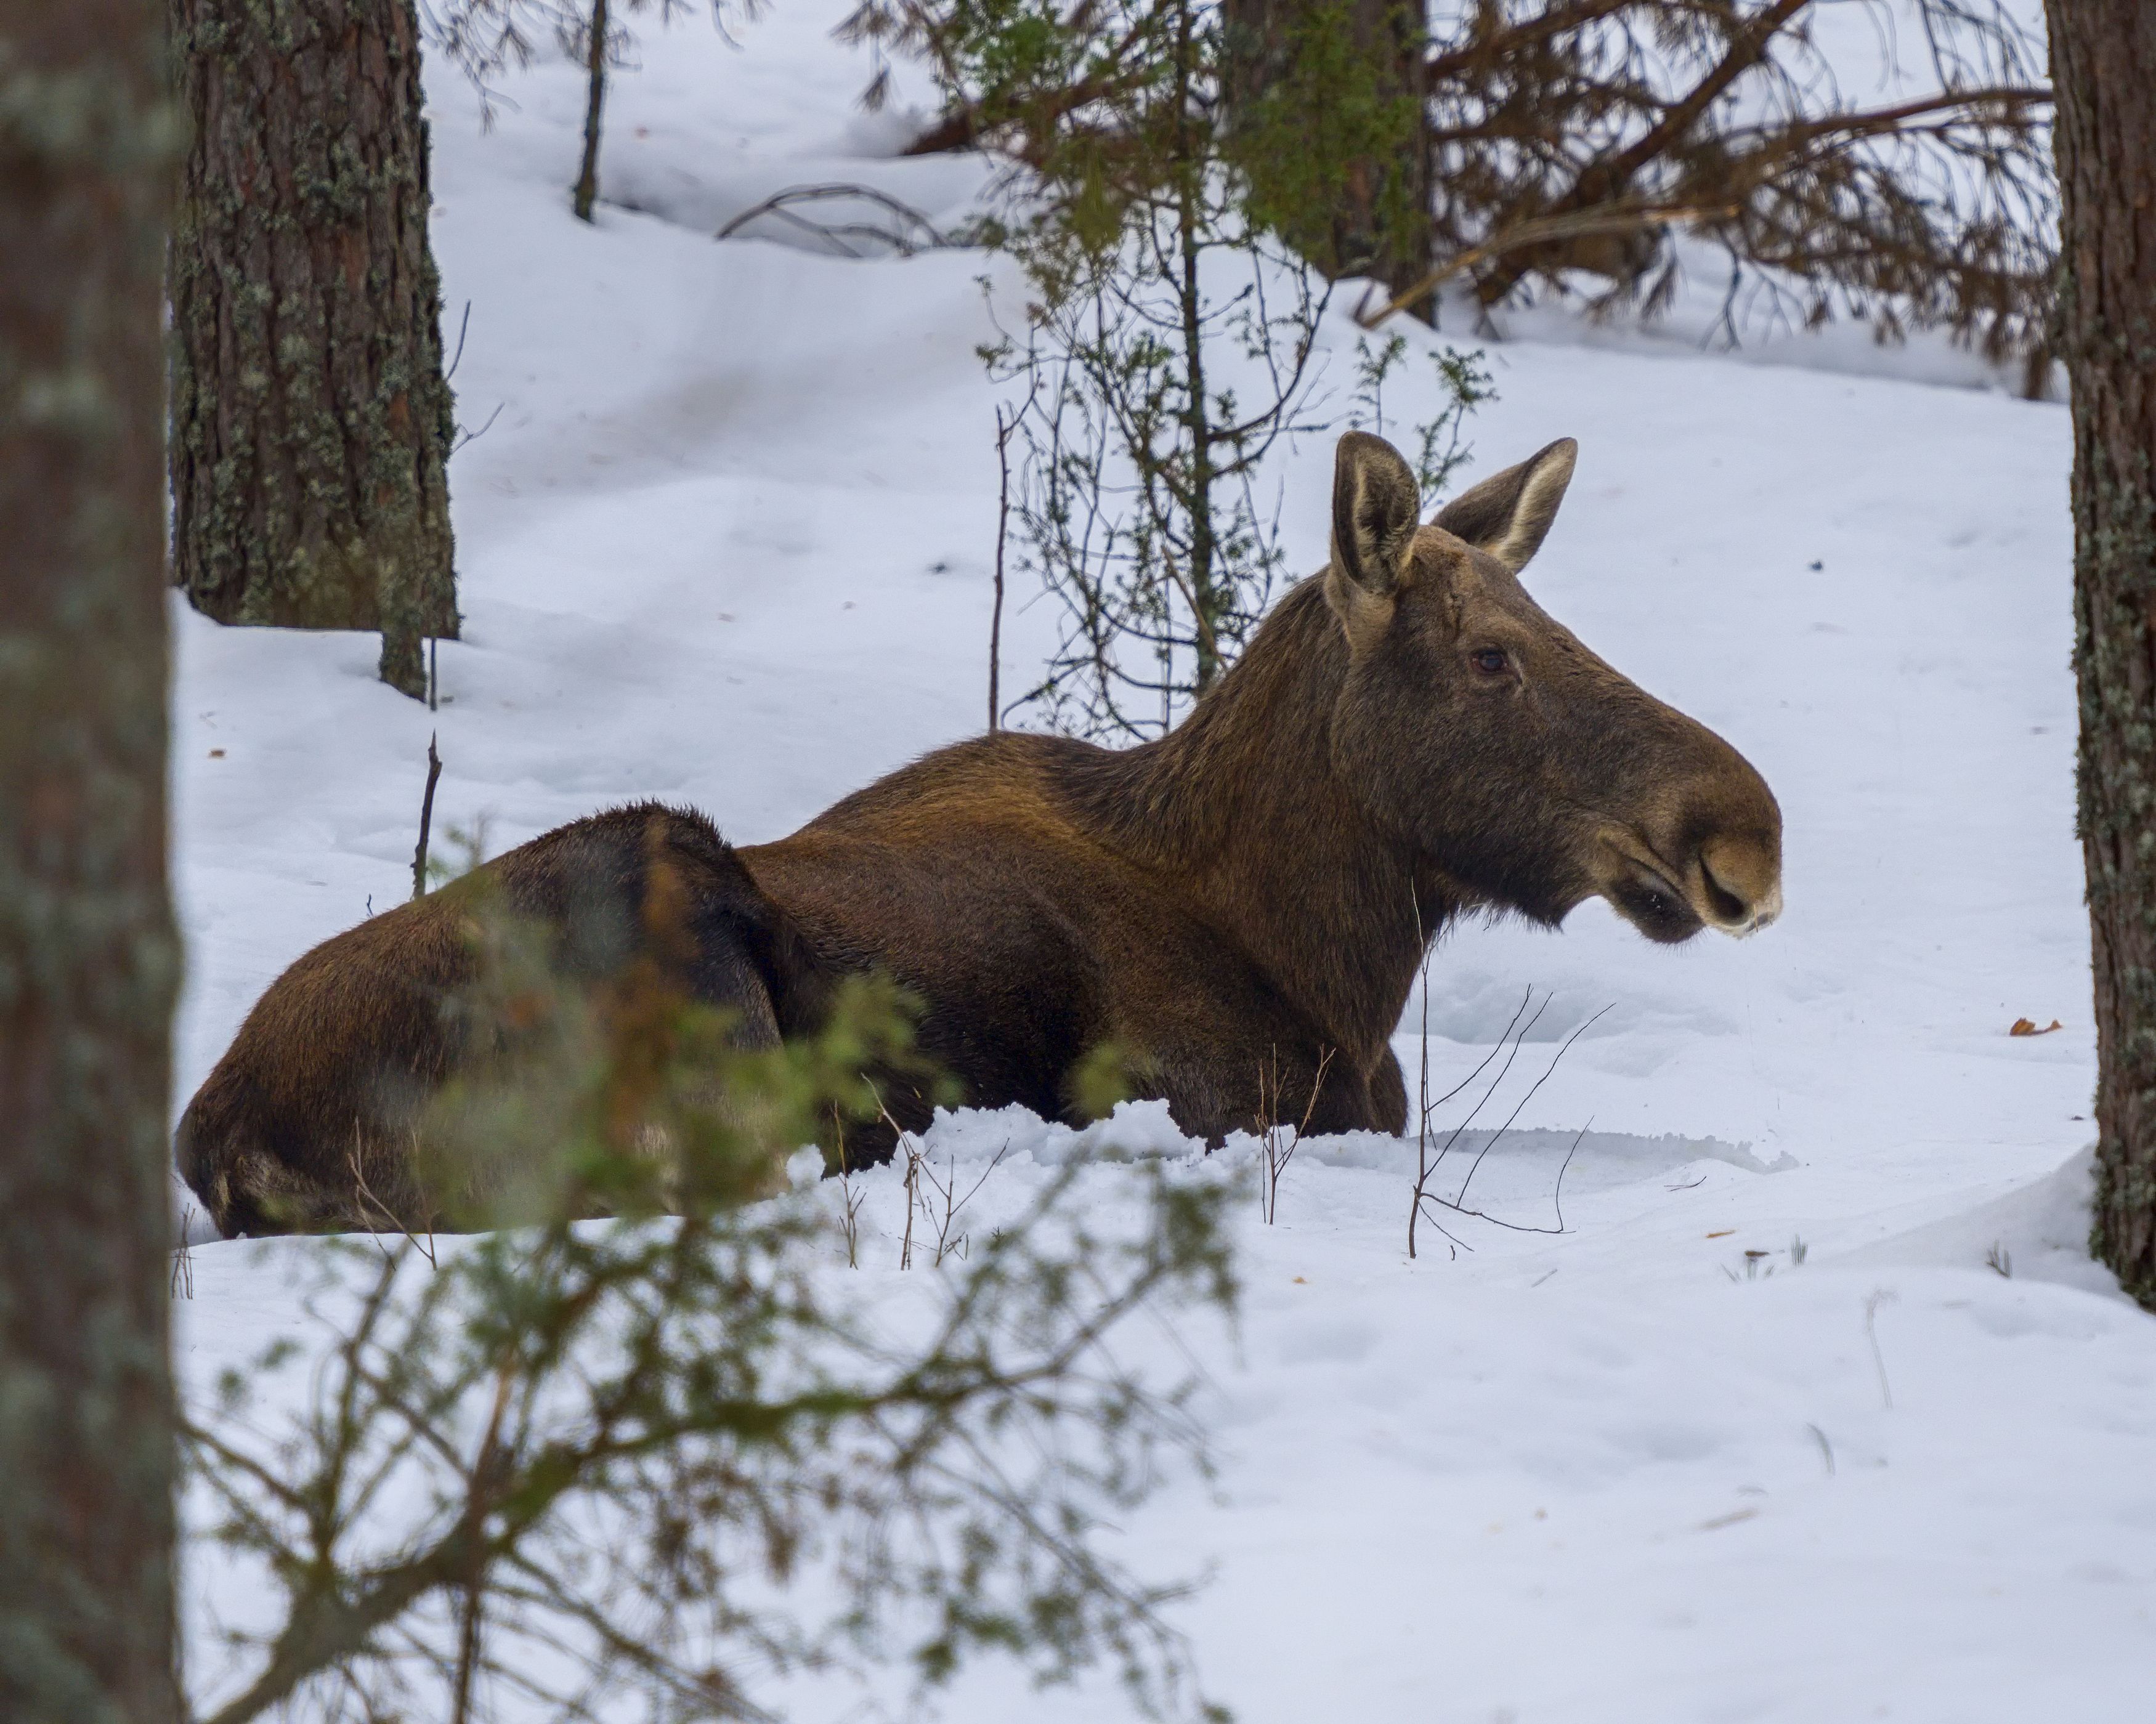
1067 579 1453 1062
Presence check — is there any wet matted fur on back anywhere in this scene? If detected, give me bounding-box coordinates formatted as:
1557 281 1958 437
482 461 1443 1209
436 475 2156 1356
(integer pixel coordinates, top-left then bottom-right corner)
177 804 824 1237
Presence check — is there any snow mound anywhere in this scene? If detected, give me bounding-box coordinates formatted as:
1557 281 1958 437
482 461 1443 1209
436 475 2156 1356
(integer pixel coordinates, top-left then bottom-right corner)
1837 1145 2120 1297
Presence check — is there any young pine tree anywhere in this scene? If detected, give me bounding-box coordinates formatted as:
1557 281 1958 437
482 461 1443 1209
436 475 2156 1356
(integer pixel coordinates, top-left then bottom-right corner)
855 0 1471 739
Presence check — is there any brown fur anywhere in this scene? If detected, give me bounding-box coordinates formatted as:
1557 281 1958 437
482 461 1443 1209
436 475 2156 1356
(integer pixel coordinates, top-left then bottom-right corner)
176 804 825 1236
179 432 1781 1236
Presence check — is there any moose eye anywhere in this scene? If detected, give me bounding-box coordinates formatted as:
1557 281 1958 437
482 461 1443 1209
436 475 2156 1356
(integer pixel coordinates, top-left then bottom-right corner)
1471 647 1509 676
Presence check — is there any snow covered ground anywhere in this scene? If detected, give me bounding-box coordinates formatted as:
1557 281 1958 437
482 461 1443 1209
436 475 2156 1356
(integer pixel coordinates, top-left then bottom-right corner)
170 6 2156 1720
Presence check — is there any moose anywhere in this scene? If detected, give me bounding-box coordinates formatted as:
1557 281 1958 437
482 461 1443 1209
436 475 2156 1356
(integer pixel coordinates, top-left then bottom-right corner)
179 430 1782 1237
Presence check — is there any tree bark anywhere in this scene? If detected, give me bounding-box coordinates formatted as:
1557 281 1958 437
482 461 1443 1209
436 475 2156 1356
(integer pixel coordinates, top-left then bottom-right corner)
169 0 458 698
1222 0 1432 312
2047 0 2156 1309
573 0 610 223
0 1 182 1717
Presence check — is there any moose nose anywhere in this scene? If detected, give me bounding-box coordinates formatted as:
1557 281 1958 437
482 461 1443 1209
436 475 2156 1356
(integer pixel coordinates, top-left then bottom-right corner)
1696 833 1783 936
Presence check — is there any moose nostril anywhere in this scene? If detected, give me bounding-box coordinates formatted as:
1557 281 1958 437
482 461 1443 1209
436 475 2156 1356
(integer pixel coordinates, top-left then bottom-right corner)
1701 872 1747 925
1698 834 1783 929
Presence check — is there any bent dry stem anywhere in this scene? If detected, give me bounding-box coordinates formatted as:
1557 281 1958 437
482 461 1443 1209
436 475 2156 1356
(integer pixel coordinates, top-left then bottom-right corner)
1408 985 1611 1258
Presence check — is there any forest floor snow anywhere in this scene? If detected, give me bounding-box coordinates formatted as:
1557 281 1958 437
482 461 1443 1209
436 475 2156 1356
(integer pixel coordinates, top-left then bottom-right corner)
169 6 2153 1720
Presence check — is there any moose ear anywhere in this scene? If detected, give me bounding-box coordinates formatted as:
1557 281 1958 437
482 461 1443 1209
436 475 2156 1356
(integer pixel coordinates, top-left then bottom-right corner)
1330 431 1420 598
1432 437 1578 573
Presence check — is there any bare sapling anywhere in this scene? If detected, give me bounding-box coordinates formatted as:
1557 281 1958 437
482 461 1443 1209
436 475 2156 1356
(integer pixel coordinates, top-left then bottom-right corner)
1406 976 1611 1258
834 1104 865 1269
1256 1044 1335 1225
988 395 1019 732
172 1208 199 1301
880 1098 930 1269
918 1139 1014 1267
886 1098 1015 1268
1408 973 1534 1260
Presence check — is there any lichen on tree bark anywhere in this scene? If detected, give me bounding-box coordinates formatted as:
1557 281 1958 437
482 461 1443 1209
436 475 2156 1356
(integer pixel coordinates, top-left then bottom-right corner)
2047 0 2156 1308
168 0 458 697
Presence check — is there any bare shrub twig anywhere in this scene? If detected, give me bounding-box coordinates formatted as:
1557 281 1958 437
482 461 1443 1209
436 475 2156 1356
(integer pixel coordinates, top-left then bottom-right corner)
1255 1044 1335 1226
1407 983 1611 1255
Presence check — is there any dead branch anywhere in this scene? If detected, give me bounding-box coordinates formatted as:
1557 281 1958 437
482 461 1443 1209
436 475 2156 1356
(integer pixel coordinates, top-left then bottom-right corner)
1420 1 2054 359
716 182 947 257
411 732 443 901
1357 201 1738 329
870 1 2056 360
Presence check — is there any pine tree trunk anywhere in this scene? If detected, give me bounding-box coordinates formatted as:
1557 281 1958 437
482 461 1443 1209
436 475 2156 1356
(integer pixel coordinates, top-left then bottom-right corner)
0 1 182 1716
1222 0 1432 310
169 0 458 698
2047 0 2156 1309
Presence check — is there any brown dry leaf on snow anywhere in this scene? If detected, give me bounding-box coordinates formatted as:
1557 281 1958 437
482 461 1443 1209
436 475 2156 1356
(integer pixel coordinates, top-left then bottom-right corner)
2009 1018 2063 1037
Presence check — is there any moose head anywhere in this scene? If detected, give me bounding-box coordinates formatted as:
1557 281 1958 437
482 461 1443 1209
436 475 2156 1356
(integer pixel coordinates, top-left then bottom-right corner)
1322 430 1783 944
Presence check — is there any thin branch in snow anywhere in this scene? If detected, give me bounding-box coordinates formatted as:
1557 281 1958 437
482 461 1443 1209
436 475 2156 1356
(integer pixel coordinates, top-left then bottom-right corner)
1865 1289 1898 1410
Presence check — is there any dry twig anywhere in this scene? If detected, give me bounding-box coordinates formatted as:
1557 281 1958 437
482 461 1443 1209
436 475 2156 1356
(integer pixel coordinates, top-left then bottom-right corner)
412 732 443 901
716 183 946 257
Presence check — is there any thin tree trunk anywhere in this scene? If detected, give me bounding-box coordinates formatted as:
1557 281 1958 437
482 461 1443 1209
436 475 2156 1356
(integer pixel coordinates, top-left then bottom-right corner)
1222 0 1432 312
2046 0 2156 1309
991 403 1014 730
1174 2 1222 695
169 0 458 698
573 0 610 223
0 0 182 1716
